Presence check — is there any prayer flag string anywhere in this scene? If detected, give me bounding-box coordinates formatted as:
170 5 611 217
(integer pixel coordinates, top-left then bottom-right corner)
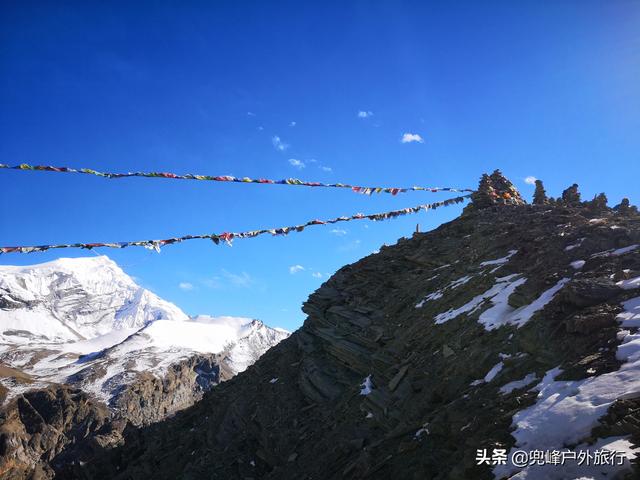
0 163 474 196
0 195 471 254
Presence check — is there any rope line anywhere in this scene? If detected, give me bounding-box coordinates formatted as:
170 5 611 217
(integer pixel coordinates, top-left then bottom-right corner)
0 195 471 254
0 163 474 196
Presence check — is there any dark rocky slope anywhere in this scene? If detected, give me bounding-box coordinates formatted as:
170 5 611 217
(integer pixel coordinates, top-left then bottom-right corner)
108 353 234 427
0 386 115 479
0 353 230 480
6 174 640 479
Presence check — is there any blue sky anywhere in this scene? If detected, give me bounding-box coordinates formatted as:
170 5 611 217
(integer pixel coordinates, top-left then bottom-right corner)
1 1 639 331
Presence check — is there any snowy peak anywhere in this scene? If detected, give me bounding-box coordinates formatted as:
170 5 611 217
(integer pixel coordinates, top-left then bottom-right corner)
0 256 290 412
1 256 135 299
0 256 188 343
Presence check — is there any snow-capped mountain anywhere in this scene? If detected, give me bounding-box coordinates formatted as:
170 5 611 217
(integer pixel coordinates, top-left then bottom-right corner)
0 256 289 419
0 256 187 344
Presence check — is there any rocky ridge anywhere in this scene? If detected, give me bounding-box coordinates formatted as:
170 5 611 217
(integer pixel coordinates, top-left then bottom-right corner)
3 172 640 479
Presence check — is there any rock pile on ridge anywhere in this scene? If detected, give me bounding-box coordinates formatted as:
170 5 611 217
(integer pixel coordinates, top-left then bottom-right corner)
464 170 525 213
562 183 581 206
532 179 548 205
615 198 639 215
4 173 640 480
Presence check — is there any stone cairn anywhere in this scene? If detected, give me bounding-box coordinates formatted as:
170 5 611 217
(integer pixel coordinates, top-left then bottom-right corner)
561 183 581 206
585 193 609 213
465 169 526 213
614 198 639 215
465 171 638 217
532 179 548 205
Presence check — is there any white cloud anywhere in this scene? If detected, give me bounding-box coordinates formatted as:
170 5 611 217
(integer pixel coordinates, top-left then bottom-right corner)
358 111 373 118
272 136 289 151
308 158 317 163
288 158 305 169
320 166 332 172
222 270 253 287
312 272 323 278
257 126 264 131
524 176 537 185
289 121 296 127
178 282 194 291
247 111 256 116
289 265 305 274
401 133 424 144
330 228 347 236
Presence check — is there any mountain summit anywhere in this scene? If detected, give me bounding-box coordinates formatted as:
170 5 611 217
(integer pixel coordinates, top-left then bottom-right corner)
0 256 187 344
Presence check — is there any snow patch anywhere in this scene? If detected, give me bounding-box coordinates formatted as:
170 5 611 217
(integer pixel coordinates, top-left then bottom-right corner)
479 278 569 330
415 291 444 308
360 375 373 395
471 359 507 386
617 297 640 328
415 275 473 308
617 276 640 290
613 245 639 256
434 274 525 325
499 373 538 394
483 361 504 382
480 250 518 267
570 260 586 270
448 275 473 289
414 424 429 439
139 316 256 353
495 296 640 478
591 244 639 259
564 238 585 251
497 436 638 479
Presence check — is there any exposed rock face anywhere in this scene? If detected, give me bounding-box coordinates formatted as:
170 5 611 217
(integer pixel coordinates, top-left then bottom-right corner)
0 386 119 480
0 353 246 479
54 186 640 479
110 354 232 427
